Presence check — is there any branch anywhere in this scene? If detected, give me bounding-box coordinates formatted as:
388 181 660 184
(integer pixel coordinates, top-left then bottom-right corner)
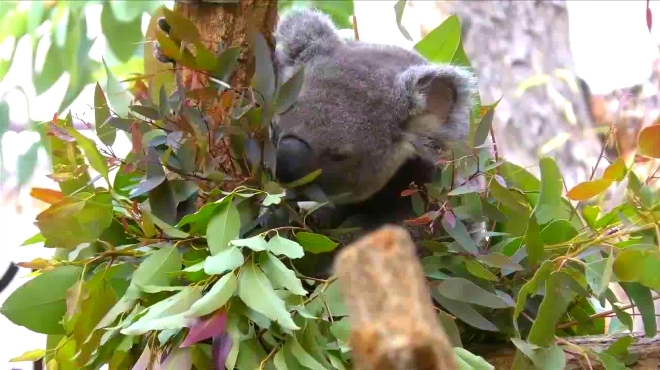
333 225 457 370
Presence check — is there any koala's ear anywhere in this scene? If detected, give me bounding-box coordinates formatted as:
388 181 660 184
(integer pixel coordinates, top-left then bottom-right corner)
399 64 478 143
274 8 343 67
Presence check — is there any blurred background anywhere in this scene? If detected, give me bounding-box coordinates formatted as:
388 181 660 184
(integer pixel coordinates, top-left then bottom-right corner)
1 1 660 369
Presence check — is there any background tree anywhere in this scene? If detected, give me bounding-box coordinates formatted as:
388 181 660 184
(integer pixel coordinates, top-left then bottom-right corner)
409 0 605 190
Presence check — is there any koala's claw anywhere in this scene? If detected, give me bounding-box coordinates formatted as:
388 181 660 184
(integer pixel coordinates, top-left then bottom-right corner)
153 17 176 65
157 17 171 35
153 42 176 65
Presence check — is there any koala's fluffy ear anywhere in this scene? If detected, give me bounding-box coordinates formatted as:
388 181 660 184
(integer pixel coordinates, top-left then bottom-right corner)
274 8 343 67
399 64 478 145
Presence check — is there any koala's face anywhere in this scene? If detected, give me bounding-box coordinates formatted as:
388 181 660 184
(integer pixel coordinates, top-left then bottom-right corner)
271 9 477 205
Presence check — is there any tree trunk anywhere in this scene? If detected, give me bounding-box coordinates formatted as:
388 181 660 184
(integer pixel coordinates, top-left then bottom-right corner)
410 0 605 190
169 0 278 200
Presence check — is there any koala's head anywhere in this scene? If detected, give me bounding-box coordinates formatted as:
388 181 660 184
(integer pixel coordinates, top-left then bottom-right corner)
271 8 478 205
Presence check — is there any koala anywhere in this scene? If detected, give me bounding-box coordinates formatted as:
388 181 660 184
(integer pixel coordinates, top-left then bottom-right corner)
271 8 478 233
152 9 481 278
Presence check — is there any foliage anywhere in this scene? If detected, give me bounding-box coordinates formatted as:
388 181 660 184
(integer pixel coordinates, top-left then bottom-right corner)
0 0 168 190
2 4 660 370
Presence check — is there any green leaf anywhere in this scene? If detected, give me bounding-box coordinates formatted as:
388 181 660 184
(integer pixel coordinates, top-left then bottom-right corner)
441 215 479 254
195 44 218 72
586 254 615 297
294 232 338 254
431 290 498 332
131 244 182 291
94 83 115 146
436 277 512 309
186 273 237 317
203 246 244 275
540 219 578 245
513 260 554 332
269 234 305 258
414 15 461 63
155 28 182 61
472 105 494 148
260 252 307 296
237 260 299 331
161 7 201 44
465 260 498 281
276 66 306 114
511 339 566 370
206 199 241 255
213 46 241 81
0 265 83 335
251 32 276 106
534 157 563 215
619 282 658 337
65 128 109 183
477 253 524 271
596 352 628 370
148 176 177 226
33 41 65 96
231 234 269 252
16 141 40 187
287 336 326 370
393 0 413 41
121 287 202 335
527 272 576 346
177 195 231 234
9 349 46 363
35 192 114 249
100 2 142 62
489 177 531 216
523 215 544 266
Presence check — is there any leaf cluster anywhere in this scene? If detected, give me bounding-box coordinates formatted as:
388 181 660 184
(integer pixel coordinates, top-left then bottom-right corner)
2 6 660 370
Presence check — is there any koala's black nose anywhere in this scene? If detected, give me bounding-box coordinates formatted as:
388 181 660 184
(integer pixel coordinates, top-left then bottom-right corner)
275 136 313 184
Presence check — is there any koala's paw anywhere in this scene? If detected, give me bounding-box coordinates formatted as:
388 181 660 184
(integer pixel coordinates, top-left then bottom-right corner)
153 17 176 65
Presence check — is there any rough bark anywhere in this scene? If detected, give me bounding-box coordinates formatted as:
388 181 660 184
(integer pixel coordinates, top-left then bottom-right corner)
334 225 457 370
410 0 605 190
170 0 278 200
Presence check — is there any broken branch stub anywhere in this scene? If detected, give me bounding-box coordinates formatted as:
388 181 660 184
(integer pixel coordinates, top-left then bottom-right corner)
333 225 457 370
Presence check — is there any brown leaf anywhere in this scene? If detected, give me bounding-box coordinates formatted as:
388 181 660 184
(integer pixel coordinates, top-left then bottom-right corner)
30 188 64 205
566 179 612 201
130 121 144 155
638 124 660 158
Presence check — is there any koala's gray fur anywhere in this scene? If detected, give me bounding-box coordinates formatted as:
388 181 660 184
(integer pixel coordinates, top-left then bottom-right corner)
271 8 479 236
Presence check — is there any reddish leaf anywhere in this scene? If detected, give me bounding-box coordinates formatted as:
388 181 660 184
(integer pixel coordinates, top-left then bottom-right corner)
638 124 660 158
130 121 144 155
131 79 149 101
180 309 228 348
404 214 432 225
29 188 64 204
212 332 232 370
400 189 418 197
47 121 75 142
647 0 653 32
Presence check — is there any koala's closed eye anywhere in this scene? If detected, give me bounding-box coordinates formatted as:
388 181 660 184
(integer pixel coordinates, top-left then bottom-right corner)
328 152 350 162
323 146 353 162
